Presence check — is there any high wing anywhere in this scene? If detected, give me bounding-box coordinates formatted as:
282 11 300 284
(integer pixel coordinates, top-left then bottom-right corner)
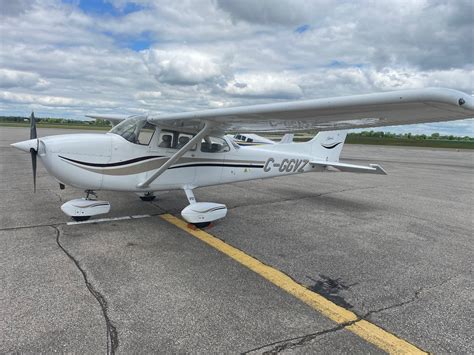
147 88 473 133
85 114 130 126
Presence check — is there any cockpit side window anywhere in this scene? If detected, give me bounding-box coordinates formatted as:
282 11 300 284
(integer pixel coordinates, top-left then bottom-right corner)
109 117 155 145
137 123 155 145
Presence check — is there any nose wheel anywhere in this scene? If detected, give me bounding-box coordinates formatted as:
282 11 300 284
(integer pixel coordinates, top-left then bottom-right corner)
72 216 91 222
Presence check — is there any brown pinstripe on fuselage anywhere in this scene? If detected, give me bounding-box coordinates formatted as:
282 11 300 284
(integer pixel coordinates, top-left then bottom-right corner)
59 155 265 176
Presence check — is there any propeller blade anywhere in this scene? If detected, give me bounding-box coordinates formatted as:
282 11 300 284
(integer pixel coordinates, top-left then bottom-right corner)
30 112 37 140
30 112 38 192
31 148 37 193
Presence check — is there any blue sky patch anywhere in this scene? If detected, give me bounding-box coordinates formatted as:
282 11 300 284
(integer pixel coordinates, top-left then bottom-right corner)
295 24 310 33
126 37 153 51
66 0 143 16
109 31 154 51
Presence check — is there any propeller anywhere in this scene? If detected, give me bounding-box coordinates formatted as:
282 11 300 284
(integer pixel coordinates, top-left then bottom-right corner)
30 112 37 193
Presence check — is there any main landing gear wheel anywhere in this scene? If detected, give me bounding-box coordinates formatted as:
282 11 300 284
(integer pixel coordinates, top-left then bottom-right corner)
72 216 91 222
193 222 211 228
139 194 156 201
181 188 227 228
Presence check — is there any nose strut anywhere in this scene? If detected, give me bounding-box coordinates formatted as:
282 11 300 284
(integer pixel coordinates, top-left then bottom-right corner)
11 139 39 153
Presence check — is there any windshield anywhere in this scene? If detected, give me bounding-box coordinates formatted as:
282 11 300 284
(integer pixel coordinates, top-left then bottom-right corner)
109 117 155 145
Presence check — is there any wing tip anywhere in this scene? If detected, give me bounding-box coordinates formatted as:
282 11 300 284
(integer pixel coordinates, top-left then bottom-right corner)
369 164 387 175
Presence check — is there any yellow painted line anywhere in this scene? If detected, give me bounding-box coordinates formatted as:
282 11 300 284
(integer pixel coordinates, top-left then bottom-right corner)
160 214 427 354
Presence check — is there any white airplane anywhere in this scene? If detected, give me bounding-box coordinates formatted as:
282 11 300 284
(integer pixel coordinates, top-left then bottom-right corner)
227 133 294 146
11 88 474 227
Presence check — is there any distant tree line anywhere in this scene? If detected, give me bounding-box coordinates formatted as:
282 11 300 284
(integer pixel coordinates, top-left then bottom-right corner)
0 116 110 126
348 130 473 141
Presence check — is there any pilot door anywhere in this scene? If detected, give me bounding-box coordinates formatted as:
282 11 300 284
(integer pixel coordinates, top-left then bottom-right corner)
193 136 228 187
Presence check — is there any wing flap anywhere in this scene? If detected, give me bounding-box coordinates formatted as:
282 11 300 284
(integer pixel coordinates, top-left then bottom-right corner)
311 161 387 175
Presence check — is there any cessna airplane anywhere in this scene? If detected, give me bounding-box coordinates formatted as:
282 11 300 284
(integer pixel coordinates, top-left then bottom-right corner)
11 88 474 227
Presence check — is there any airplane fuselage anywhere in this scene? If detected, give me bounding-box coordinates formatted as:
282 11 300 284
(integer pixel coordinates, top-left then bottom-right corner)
37 132 322 193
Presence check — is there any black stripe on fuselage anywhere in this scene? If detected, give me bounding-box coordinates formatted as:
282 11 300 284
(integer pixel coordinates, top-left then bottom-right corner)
59 155 164 167
169 163 264 169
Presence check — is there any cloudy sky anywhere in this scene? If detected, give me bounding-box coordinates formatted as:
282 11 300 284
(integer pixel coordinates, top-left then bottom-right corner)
1 0 473 135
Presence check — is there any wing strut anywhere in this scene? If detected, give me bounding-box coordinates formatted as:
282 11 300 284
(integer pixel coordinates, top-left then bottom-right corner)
137 122 212 188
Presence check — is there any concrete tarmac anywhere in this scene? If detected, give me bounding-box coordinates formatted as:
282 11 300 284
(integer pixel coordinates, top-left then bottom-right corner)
1 127 473 353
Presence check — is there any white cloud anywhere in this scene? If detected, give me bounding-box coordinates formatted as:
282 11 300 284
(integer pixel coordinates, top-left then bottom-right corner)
134 91 162 99
0 69 50 90
142 48 226 85
0 91 117 108
216 0 317 25
225 73 303 99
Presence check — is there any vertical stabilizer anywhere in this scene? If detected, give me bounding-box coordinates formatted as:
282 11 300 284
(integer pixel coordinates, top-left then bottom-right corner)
309 131 347 162
279 133 294 144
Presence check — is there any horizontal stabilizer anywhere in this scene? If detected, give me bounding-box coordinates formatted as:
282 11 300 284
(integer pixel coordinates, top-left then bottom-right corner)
311 161 387 175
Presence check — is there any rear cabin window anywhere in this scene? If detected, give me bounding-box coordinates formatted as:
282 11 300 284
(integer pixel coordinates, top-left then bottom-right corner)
157 131 196 150
201 136 230 153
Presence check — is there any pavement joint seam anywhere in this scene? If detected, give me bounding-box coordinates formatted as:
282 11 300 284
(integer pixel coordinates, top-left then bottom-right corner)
0 222 66 232
50 225 119 355
226 185 386 211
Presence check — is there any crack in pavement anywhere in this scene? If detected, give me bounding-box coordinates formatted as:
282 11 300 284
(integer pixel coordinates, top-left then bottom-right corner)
362 274 460 320
242 322 352 354
244 275 458 354
50 225 119 354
